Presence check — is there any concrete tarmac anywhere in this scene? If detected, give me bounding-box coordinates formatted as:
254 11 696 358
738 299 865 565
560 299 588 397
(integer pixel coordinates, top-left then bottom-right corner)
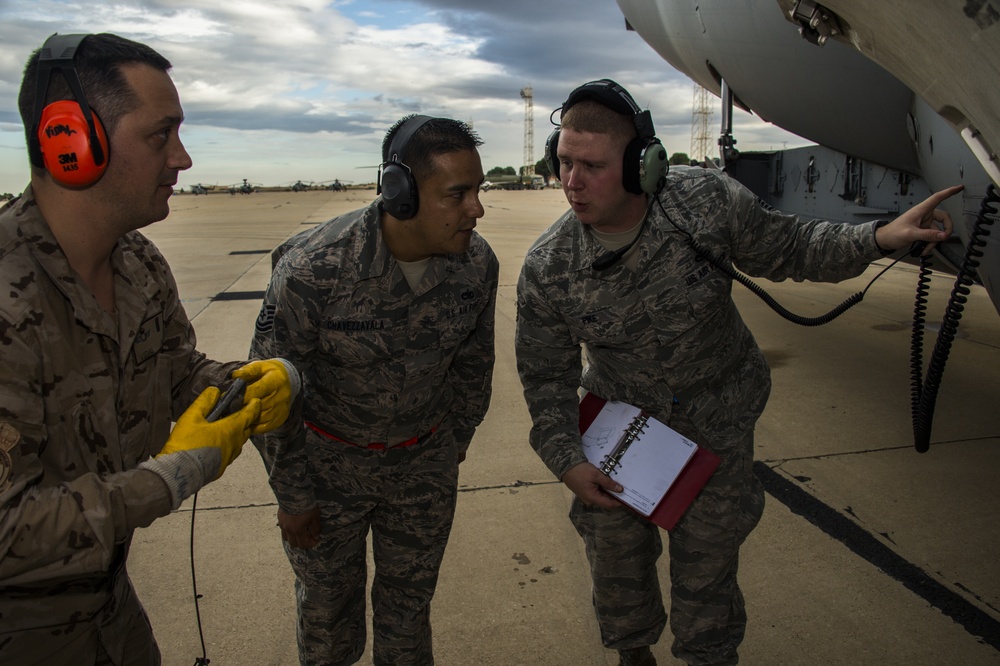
129 188 1000 666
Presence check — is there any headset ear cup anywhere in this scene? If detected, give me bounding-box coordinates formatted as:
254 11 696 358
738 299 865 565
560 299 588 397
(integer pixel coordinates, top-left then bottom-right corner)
380 163 419 220
38 100 108 187
378 115 433 220
621 137 644 195
623 137 668 195
544 128 560 180
638 139 668 194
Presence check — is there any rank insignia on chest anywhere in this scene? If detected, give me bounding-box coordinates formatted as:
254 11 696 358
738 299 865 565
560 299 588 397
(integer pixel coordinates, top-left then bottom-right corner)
133 311 164 365
256 304 277 334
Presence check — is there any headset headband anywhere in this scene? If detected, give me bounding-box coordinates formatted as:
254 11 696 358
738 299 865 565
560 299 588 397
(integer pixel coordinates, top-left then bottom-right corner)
545 78 667 197
384 114 434 165
558 78 655 139
30 33 105 168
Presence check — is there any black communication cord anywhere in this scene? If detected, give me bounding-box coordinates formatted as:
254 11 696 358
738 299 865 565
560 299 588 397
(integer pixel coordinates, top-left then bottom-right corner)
190 491 211 666
910 183 997 452
187 379 244 666
652 181 996 454
653 194 898 326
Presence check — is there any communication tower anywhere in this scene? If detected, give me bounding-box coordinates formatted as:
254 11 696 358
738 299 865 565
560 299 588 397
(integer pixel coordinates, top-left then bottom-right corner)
520 86 535 177
690 83 715 163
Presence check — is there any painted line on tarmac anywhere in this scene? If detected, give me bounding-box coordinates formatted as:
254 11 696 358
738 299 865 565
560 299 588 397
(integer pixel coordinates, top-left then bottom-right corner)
755 460 1000 651
212 291 266 301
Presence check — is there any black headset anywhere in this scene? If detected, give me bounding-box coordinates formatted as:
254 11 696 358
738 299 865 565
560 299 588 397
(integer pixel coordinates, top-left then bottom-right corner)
544 79 667 196
378 115 434 220
29 33 109 187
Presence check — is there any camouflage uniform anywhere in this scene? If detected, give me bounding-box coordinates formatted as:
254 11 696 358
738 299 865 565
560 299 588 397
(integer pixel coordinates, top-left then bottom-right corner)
250 200 497 666
0 187 238 664
515 167 886 665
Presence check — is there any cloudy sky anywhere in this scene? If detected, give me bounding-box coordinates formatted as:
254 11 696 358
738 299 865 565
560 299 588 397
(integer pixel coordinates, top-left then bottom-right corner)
0 0 810 195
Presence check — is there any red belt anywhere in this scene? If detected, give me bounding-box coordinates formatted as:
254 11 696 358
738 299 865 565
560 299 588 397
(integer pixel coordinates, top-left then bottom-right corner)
305 421 437 450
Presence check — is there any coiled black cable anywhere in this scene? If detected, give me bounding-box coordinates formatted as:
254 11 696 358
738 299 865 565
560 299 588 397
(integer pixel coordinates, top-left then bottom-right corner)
909 258 932 419
654 180 995 452
911 184 998 452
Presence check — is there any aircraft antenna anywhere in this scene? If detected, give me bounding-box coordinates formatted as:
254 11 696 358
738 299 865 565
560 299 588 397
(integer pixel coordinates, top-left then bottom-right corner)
691 83 715 164
520 85 535 177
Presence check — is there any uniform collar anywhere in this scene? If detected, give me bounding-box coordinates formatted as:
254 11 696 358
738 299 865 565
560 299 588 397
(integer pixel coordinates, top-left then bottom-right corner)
365 197 472 295
15 184 160 342
564 195 667 277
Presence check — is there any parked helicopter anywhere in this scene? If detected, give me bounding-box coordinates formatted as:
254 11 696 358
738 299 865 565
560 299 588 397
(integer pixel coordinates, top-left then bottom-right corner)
229 179 259 195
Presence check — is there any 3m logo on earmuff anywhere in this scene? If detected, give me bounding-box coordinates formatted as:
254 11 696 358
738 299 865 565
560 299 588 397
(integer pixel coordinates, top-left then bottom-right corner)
29 34 110 188
47 124 81 172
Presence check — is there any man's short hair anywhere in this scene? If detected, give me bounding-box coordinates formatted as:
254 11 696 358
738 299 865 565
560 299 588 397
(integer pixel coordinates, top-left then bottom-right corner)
382 115 483 183
560 100 636 150
17 33 172 155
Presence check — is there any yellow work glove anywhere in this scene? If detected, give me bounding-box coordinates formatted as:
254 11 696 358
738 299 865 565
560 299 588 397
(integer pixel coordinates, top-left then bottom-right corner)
139 387 261 509
232 358 299 435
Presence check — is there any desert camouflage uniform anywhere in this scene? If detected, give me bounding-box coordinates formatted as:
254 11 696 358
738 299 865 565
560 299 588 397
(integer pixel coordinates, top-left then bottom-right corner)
0 186 238 665
250 199 497 666
515 166 886 665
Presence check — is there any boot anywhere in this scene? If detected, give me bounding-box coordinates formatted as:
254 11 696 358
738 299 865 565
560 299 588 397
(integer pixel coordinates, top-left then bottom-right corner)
618 646 657 666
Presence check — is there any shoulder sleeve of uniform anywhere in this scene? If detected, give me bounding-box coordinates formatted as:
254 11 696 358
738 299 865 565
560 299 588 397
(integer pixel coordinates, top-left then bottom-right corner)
716 169 881 282
515 238 588 479
250 241 324 362
248 243 320 512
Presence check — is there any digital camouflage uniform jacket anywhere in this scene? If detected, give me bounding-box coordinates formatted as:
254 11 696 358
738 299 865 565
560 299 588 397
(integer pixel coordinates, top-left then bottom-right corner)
0 186 237 644
516 166 887 477
250 200 497 514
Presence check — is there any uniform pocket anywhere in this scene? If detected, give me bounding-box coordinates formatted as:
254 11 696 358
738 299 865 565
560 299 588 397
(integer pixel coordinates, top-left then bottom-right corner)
566 306 628 345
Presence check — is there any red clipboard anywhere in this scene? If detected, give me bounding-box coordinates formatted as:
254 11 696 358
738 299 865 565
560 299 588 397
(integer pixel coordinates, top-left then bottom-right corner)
579 391 720 530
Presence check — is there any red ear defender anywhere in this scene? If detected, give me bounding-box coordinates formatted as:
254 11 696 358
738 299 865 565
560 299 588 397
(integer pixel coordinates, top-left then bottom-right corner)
37 99 108 187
